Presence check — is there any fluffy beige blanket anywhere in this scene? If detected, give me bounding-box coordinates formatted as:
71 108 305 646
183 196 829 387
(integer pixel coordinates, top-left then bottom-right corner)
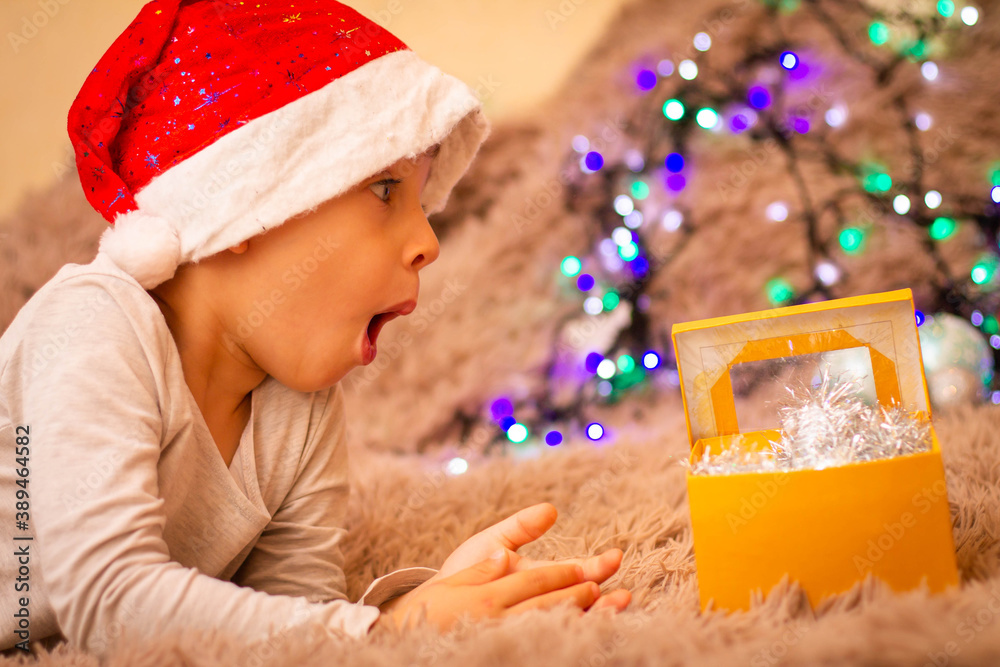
2 0 999 664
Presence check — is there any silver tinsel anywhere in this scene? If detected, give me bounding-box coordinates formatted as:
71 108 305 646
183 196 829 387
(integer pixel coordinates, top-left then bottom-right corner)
686 371 932 476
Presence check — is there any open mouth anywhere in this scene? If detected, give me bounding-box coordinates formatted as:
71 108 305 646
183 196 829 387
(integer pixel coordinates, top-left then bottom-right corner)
366 311 400 349
362 299 417 364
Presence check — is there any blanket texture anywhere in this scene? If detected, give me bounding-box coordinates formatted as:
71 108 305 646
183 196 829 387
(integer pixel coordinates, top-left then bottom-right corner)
2 0 999 664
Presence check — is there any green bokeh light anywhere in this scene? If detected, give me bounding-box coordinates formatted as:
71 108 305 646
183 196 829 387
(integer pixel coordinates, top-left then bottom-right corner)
631 180 650 200
983 315 1000 335
869 21 889 45
663 99 685 121
766 277 795 306
929 217 957 241
937 0 954 17
695 107 719 129
506 423 529 444
617 354 636 373
971 256 998 285
560 255 582 277
602 291 620 311
619 242 639 261
839 227 865 254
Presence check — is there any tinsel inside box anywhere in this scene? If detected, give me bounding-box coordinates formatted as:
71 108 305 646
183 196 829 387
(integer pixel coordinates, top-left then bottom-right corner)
671 289 958 612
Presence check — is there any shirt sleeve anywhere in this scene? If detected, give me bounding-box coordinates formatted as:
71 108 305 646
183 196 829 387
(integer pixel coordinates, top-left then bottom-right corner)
230 384 439 607
12 282 386 655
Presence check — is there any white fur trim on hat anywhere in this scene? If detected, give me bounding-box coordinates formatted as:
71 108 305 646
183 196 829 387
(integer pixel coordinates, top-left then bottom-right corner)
99 209 182 289
121 49 489 273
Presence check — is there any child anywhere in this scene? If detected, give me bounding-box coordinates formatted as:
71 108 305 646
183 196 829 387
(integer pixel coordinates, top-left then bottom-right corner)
0 0 630 656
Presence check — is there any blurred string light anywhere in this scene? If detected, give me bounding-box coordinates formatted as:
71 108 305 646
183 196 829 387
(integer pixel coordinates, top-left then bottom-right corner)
779 50 799 70
825 104 847 127
929 216 957 241
869 21 889 45
586 423 605 440
663 99 685 120
839 227 866 254
678 59 698 80
696 108 719 129
766 277 795 306
636 69 658 92
960 6 979 25
766 201 789 221
815 261 841 286
893 195 911 215
507 423 529 443
475 1 999 453
561 255 582 277
446 457 468 475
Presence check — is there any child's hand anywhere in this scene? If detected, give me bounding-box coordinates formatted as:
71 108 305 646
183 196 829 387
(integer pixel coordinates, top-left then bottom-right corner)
429 502 630 613
376 550 603 632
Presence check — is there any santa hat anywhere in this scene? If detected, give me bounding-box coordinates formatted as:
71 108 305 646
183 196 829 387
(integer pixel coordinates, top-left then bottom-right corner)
68 0 490 289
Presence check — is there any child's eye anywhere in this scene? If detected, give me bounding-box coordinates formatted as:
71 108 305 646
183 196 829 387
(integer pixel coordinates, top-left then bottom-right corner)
370 178 402 204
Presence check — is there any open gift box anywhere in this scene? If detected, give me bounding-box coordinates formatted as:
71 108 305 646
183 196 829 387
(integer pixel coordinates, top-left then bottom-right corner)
671 289 959 611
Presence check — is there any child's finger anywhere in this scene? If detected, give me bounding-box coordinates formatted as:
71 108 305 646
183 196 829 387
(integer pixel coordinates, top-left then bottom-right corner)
502 580 601 616
484 562 585 607
587 588 631 613
439 549 509 587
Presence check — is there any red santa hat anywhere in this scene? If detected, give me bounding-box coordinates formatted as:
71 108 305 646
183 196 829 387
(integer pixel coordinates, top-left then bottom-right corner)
68 0 490 289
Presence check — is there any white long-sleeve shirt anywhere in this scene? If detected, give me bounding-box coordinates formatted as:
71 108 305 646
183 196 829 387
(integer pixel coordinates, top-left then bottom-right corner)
0 251 436 655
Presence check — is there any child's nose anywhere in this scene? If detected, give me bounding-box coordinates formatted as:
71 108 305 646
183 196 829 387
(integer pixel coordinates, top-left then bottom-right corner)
408 212 440 271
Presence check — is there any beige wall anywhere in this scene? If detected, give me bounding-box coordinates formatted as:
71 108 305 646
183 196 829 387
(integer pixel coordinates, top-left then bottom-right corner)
0 0 632 222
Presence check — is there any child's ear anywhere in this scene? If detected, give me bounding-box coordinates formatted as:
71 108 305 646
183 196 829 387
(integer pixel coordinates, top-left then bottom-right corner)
228 240 249 254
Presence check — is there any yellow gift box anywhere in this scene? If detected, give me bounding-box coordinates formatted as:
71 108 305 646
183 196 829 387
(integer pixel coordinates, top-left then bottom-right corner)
671 289 959 611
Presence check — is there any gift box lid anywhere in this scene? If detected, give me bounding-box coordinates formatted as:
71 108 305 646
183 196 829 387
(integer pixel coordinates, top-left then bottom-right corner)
671 289 932 448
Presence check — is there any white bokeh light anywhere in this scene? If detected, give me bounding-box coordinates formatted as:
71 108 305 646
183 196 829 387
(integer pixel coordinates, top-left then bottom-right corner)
961 6 979 25
583 297 604 316
815 261 842 286
614 195 635 216
446 457 468 475
925 190 943 209
571 135 590 153
915 112 933 131
678 59 698 80
825 104 848 128
766 201 789 222
693 32 712 51
662 209 683 232
893 194 911 215
921 61 939 81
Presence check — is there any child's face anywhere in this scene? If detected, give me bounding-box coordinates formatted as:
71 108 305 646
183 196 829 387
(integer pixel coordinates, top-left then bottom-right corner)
226 151 439 393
